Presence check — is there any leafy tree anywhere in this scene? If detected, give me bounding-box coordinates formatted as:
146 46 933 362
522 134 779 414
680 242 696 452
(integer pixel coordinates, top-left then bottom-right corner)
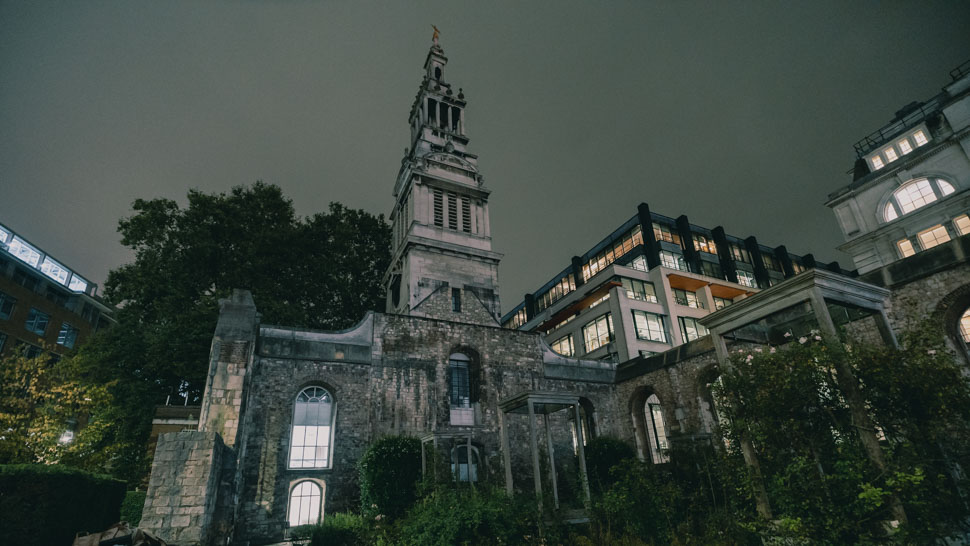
715 330 970 542
72 182 390 482
0 352 114 470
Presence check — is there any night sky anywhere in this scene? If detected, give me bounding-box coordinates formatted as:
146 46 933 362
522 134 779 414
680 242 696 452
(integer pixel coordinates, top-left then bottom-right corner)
2 2 969 311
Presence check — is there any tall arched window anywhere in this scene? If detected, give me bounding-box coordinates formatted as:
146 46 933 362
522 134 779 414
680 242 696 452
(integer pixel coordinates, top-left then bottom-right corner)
883 178 957 222
645 394 670 464
449 353 473 425
288 480 322 527
450 445 479 482
289 386 335 469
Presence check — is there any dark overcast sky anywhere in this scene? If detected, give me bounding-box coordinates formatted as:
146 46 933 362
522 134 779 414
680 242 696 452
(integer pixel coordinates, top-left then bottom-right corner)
2 2 969 311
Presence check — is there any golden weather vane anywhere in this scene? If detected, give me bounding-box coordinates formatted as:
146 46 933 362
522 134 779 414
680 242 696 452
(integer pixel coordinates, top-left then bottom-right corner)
432 25 440 44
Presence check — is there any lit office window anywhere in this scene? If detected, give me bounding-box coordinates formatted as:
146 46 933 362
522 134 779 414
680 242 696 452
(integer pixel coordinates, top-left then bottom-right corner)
25 308 50 336
895 179 937 214
917 225 950 250
57 322 79 349
897 239 916 258
713 296 733 310
632 310 666 343
551 335 574 357
659 250 686 271
898 139 912 155
629 255 648 272
871 155 884 170
913 130 928 146
8 237 41 267
955 215 970 236
582 314 614 353
504 307 528 329
582 226 643 281
40 257 69 285
652 223 681 246
68 275 88 293
672 289 702 309
537 274 576 312
693 234 717 254
736 270 757 288
679 316 709 342
620 277 657 303
883 147 898 162
0 291 15 319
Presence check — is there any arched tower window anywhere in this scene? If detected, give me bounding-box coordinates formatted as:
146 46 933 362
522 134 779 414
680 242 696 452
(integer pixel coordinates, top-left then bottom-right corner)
645 394 670 464
883 177 957 222
288 480 323 527
289 386 335 469
449 353 473 425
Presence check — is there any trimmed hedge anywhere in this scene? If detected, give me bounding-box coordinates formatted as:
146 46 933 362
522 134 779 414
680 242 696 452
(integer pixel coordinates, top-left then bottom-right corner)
0 464 126 545
358 436 422 519
120 490 147 526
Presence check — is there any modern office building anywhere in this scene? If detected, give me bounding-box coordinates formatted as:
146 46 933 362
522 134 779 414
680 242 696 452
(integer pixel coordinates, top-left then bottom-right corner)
500 208 843 362
0 221 115 359
826 60 970 275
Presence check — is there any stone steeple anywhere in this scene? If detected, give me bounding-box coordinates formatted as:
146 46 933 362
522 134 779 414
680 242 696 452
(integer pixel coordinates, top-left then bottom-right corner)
383 34 502 324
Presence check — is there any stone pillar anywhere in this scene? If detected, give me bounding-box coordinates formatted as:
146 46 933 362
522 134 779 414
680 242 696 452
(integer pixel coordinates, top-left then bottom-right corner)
140 431 230 545
198 289 259 448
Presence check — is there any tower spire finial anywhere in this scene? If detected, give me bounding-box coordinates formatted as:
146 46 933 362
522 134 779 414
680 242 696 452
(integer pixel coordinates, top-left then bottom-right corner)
431 24 440 45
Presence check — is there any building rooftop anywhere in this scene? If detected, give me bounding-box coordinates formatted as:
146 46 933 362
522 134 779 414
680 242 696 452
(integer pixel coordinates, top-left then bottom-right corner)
0 221 98 296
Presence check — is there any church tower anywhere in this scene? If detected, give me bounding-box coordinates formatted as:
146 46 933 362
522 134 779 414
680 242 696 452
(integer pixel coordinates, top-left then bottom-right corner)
383 32 502 325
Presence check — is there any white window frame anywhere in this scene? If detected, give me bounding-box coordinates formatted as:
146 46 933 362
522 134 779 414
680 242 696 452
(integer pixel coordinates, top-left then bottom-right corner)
917 224 950 250
287 480 324 527
288 386 336 469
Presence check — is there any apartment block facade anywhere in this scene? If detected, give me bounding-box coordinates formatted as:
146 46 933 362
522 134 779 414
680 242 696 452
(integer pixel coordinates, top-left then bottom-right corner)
0 221 114 359
501 207 842 362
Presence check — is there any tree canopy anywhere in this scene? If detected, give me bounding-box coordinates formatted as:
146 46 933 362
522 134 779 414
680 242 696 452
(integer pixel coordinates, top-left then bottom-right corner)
73 182 390 482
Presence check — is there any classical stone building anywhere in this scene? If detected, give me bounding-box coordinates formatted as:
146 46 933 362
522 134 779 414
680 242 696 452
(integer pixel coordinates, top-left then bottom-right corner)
139 41 970 545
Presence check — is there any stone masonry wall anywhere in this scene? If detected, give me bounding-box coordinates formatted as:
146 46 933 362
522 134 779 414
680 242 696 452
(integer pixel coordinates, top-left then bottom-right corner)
232 312 617 544
140 431 230 546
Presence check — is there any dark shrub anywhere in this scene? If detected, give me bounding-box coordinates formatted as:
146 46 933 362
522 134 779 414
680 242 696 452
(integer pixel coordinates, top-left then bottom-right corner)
0 464 126 545
584 436 635 493
358 435 422 519
120 490 147 526
291 513 370 546
396 487 537 546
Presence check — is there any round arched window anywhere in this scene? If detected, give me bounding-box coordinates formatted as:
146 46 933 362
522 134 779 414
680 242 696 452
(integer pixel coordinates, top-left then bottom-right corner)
289 386 335 469
883 178 957 222
288 480 322 527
